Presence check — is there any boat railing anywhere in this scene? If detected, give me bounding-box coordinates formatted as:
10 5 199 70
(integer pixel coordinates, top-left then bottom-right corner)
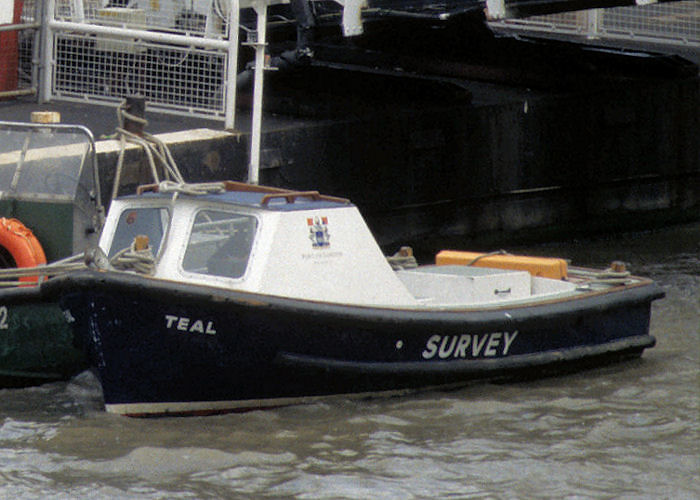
260 191 350 206
135 180 351 206
134 182 221 196
136 180 292 196
0 121 101 209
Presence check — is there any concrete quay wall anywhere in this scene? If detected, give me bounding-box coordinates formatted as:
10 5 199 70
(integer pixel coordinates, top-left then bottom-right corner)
96 74 699 250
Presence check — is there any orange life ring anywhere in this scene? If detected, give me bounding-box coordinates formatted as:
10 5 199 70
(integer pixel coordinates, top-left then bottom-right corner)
0 217 47 283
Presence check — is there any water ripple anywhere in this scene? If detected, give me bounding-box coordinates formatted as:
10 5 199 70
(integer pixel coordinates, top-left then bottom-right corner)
0 225 696 498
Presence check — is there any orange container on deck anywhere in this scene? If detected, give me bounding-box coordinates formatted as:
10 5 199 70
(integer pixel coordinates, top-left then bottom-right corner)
0 0 23 93
436 250 568 280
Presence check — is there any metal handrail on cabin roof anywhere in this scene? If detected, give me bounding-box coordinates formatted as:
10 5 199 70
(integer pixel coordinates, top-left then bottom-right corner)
135 180 350 205
260 191 350 206
136 180 292 195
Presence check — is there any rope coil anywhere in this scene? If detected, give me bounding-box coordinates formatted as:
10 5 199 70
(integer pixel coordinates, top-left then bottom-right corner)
109 239 156 275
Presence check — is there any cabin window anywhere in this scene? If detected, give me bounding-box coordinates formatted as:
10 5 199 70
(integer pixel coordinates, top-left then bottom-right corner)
182 210 257 279
108 207 170 259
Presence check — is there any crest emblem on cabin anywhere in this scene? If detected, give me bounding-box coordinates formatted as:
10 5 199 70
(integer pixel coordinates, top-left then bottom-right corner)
307 216 330 248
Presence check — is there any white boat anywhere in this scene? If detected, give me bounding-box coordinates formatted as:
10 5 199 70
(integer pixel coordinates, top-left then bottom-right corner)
41 180 663 416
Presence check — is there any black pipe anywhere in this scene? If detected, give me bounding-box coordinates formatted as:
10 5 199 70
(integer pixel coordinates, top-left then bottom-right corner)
237 0 316 90
289 0 316 56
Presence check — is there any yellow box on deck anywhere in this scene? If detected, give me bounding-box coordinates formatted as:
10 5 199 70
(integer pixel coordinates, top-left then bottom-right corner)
435 250 568 280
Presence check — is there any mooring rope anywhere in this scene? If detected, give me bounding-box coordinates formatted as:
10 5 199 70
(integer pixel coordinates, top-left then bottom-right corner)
0 233 159 285
465 249 511 266
0 254 86 287
109 248 155 275
109 238 156 275
569 265 633 286
109 102 187 200
387 246 418 270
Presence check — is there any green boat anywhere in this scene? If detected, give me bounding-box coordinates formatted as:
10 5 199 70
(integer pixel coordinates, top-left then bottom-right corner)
0 120 103 386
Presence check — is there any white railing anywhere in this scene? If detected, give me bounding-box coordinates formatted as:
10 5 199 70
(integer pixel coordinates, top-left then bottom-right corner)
18 0 700 128
490 1 700 48
40 0 241 127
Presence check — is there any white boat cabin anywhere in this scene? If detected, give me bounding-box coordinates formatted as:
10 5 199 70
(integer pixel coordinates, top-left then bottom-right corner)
98 183 577 308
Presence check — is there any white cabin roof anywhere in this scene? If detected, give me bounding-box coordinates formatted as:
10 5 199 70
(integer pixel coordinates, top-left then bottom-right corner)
101 188 418 307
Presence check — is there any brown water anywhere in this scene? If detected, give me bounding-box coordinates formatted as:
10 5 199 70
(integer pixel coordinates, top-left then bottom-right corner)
0 224 697 499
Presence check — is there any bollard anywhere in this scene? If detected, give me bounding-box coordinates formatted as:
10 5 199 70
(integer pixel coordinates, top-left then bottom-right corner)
122 95 147 136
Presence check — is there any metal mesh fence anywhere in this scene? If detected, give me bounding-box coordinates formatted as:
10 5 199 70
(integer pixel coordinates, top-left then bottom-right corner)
601 1 699 43
494 11 584 32
47 0 231 119
492 1 700 47
12 1 699 119
54 0 231 38
52 32 227 117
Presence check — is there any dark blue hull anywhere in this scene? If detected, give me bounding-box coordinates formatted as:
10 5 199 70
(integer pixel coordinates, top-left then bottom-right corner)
44 271 662 416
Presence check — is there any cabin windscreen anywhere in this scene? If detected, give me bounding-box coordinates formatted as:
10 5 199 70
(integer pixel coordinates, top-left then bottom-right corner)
0 128 92 198
108 207 170 259
182 210 257 279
